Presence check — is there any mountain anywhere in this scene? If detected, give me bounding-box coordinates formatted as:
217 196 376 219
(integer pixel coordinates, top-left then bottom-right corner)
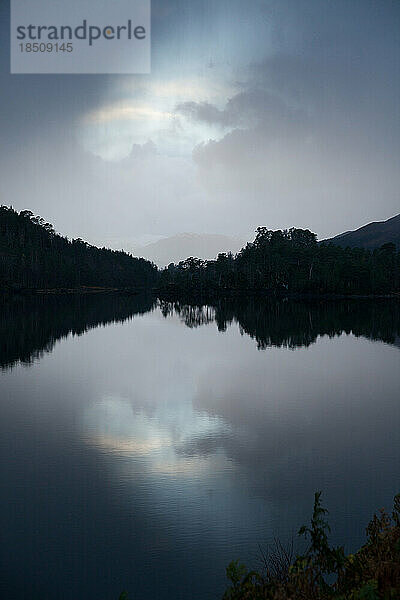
0 206 157 290
135 233 245 267
324 214 400 249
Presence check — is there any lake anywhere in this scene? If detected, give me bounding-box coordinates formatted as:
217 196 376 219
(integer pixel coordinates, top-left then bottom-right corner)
0 295 399 599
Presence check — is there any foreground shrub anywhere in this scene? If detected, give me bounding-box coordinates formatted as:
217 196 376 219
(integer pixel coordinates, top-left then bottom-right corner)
223 493 400 600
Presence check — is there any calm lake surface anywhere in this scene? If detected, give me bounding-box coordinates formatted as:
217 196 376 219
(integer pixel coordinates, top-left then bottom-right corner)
0 295 399 599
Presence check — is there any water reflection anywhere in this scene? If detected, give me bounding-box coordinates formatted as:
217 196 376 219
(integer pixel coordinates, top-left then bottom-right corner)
0 293 156 370
0 296 399 599
1 295 399 372
82 395 230 462
160 298 400 349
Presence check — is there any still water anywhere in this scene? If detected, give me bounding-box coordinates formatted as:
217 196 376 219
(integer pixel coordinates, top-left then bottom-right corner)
0 295 399 599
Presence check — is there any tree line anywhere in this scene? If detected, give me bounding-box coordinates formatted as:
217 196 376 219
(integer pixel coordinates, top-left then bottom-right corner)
159 227 400 296
1 207 399 295
0 206 158 290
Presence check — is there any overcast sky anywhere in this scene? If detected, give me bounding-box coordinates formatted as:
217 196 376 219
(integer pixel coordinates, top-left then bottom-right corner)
0 0 399 247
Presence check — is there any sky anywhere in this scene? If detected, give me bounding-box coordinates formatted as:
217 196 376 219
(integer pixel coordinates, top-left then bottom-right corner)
0 0 399 248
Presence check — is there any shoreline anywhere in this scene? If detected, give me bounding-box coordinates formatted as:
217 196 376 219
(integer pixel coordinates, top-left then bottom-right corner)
156 288 400 301
0 286 144 296
1 286 400 301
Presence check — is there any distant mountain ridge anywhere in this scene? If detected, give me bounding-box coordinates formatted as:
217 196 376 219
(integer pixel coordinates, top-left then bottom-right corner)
136 233 244 267
324 213 400 249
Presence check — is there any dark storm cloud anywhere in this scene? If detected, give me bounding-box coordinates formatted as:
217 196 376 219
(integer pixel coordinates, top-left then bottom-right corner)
183 1 400 237
189 0 400 166
176 89 309 133
176 100 231 127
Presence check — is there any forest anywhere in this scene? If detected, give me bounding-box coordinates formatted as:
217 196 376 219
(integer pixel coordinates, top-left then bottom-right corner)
159 227 400 296
1 206 399 296
0 206 157 290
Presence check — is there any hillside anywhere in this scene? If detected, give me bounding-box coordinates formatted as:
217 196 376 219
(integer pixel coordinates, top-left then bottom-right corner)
0 206 157 291
325 213 400 249
135 233 244 267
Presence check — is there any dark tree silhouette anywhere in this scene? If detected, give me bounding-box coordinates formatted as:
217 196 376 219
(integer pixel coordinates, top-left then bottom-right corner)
0 206 158 291
159 227 400 296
